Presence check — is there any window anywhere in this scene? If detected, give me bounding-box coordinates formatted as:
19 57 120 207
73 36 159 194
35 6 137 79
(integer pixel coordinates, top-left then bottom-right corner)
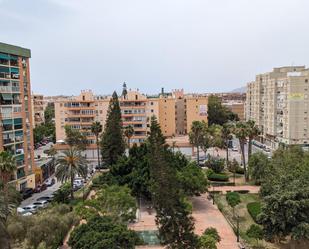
305 79 308 83
151 102 153 105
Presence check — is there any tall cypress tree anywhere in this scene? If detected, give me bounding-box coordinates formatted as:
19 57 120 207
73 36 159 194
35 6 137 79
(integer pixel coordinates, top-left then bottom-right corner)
148 116 198 248
100 91 125 166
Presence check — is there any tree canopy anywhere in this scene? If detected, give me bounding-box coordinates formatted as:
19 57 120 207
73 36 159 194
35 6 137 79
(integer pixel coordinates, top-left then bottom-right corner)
100 91 125 166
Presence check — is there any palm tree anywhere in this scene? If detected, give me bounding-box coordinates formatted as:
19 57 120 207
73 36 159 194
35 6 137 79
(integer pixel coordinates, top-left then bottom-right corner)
124 125 134 149
0 151 16 215
221 123 233 167
55 148 88 199
233 122 249 181
91 121 103 168
246 120 260 162
189 121 207 163
47 146 57 177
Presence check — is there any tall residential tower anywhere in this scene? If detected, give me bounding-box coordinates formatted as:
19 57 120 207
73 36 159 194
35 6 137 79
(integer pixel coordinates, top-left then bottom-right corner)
0 42 35 190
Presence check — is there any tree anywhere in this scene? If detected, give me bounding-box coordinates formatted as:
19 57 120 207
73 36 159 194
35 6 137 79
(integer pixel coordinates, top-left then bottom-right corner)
233 121 249 181
68 216 142 249
246 224 263 244
198 235 217 249
248 152 269 185
246 120 260 162
226 192 241 217
91 121 103 167
100 91 125 166
189 121 207 163
221 123 233 166
203 227 221 243
177 162 208 196
259 147 309 242
148 116 198 248
207 95 238 126
46 146 57 177
55 148 88 199
124 125 134 148
44 105 54 124
64 125 88 151
0 151 16 219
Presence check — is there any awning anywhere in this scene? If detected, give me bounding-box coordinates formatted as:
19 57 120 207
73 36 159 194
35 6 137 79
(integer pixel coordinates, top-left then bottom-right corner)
1 93 12 100
10 68 19 73
2 119 13 125
0 53 9 60
14 118 23 125
0 66 9 73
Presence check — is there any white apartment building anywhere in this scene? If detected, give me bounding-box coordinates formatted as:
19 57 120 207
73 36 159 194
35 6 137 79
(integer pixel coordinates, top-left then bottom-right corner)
246 66 309 149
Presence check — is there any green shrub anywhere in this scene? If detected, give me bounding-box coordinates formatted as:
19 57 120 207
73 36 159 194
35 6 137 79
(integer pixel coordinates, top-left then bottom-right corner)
235 167 244 174
234 190 250 194
246 224 263 242
226 192 241 208
211 181 235 187
203 227 221 242
206 157 225 173
208 173 229 182
247 202 262 223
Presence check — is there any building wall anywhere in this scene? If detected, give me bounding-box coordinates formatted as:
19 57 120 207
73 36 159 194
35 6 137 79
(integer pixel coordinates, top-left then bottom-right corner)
223 102 245 120
158 97 176 137
0 42 35 191
185 97 208 132
246 66 309 147
31 93 45 127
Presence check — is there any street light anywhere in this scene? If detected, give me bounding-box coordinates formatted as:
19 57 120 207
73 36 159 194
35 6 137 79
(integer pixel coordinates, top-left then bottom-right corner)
212 184 215 205
236 214 240 242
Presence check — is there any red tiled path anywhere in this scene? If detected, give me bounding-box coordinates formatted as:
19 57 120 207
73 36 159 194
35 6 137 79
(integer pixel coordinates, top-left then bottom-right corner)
192 194 238 249
133 193 239 249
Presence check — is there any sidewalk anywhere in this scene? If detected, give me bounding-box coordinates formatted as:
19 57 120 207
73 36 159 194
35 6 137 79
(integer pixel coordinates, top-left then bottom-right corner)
212 185 260 194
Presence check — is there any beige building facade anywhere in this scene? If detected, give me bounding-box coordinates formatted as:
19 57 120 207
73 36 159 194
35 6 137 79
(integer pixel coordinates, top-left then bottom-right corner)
55 87 208 153
0 42 36 191
31 93 45 127
246 66 309 148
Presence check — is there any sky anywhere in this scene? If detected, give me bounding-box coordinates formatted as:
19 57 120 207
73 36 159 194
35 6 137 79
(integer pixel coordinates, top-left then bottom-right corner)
1 0 309 96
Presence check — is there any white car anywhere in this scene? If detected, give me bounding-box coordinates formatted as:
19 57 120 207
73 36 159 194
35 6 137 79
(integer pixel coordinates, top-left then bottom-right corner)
232 146 238 151
23 205 39 213
32 200 49 209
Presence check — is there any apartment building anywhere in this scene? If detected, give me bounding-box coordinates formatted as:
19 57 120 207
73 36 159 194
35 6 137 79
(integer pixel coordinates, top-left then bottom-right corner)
223 101 245 120
0 42 35 191
54 87 208 156
31 93 45 127
246 66 309 148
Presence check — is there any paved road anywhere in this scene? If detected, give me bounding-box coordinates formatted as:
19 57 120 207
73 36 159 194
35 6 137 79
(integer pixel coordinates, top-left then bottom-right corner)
21 180 61 207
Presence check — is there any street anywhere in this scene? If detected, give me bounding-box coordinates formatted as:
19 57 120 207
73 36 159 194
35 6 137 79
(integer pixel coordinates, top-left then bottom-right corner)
21 180 61 207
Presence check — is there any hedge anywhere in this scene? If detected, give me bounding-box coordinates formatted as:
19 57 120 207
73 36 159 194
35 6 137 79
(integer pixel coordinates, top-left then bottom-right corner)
208 173 229 182
211 181 235 187
234 190 250 194
247 202 262 223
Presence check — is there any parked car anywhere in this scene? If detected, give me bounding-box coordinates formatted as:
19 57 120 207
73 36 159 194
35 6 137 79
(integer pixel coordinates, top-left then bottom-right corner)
45 178 55 187
20 188 33 200
232 146 238 152
32 200 49 209
23 205 39 214
34 183 47 193
36 196 52 202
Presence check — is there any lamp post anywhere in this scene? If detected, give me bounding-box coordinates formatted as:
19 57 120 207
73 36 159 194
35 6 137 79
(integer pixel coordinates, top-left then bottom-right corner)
212 184 215 205
236 214 240 242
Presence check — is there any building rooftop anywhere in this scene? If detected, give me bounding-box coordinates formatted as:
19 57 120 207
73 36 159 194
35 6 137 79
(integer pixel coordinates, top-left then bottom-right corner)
0 42 31 58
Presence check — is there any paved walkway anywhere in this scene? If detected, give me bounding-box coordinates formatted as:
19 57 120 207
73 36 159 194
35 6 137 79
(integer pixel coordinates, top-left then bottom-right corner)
192 194 238 249
131 193 240 249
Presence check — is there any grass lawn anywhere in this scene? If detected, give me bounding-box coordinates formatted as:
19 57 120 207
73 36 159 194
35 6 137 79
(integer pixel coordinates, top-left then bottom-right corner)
216 193 277 249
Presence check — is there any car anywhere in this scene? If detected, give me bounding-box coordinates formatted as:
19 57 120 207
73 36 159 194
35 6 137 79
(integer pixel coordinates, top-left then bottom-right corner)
36 196 52 202
32 200 49 208
264 147 271 152
34 183 48 193
44 178 55 187
22 205 39 214
232 146 238 152
20 188 33 200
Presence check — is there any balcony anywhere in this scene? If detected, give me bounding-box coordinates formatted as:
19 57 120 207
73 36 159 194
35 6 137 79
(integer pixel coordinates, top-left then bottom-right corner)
17 168 26 179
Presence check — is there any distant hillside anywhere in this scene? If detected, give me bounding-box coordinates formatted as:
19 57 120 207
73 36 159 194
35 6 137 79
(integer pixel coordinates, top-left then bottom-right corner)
231 86 246 93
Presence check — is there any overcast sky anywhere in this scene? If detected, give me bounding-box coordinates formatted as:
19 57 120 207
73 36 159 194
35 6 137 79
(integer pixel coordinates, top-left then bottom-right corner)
1 0 309 96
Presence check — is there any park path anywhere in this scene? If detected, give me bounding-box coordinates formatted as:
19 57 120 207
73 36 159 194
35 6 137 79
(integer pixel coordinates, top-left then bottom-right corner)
192 194 238 249
133 193 240 249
